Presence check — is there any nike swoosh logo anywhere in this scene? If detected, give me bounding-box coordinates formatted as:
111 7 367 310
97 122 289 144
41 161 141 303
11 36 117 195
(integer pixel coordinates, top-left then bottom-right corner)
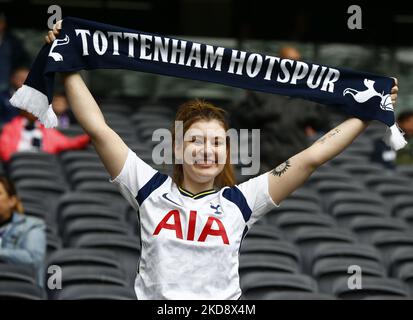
162 193 182 207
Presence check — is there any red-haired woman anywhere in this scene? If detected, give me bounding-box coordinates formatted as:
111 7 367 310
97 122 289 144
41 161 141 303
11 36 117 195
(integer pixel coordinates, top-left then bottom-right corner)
46 22 399 300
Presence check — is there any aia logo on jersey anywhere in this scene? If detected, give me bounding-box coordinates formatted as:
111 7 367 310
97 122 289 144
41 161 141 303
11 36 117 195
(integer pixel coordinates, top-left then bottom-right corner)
153 210 229 245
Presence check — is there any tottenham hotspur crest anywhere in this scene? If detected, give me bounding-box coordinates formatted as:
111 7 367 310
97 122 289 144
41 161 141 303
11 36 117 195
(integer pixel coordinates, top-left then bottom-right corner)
343 79 393 112
48 35 70 62
210 203 221 215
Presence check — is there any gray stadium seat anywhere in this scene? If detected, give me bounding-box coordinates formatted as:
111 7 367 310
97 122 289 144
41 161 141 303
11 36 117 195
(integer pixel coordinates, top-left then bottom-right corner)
0 281 45 300
243 225 282 241
290 227 356 273
340 163 385 176
57 284 136 300
331 203 391 227
332 276 409 299
73 234 141 285
349 217 409 243
240 239 301 268
275 213 336 238
63 218 131 246
363 174 412 189
239 254 299 276
371 231 413 267
260 291 336 300
389 248 413 277
49 265 128 299
326 191 386 213
59 204 123 228
241 272 318 299
0 264 37 285
313 258 386 294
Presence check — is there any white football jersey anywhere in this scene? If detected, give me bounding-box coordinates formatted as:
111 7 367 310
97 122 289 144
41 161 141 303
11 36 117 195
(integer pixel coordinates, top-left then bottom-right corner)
110 148 279 300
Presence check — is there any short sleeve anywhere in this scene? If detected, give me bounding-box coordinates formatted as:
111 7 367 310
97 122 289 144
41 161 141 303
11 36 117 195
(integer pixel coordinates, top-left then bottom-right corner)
109 148 158 210
236 172 279 228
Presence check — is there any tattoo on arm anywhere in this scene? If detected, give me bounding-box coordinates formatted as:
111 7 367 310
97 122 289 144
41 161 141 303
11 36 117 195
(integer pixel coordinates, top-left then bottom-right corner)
315 128 341 144
271 159 291 177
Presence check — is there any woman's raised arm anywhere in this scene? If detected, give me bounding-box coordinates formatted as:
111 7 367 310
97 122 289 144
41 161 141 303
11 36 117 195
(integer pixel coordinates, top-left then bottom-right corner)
46 21 128 178
267 79 399 205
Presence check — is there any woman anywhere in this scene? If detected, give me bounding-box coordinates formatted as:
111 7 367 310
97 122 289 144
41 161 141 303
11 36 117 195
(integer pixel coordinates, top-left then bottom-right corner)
0 176 46 287
46 22 399 300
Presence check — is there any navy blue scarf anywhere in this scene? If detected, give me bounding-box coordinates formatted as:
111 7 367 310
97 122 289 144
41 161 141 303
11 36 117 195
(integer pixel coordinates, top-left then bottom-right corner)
10 17 406 149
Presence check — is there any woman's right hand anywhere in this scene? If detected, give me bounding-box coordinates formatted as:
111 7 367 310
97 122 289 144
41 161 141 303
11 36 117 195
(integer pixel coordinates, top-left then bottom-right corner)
45 20 62 44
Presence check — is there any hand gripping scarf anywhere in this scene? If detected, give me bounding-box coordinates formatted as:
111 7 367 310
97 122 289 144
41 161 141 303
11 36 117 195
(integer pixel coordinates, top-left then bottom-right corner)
10 17 407 150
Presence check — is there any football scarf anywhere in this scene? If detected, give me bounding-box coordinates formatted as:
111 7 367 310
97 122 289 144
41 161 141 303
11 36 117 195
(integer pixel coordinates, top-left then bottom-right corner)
10 17 407 150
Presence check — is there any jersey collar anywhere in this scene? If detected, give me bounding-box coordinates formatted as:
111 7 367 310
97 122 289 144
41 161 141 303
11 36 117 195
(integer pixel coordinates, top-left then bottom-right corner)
178 186 218 199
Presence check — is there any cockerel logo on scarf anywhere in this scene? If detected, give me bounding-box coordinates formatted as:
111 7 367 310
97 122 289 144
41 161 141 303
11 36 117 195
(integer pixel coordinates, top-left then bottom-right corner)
343 79 393 112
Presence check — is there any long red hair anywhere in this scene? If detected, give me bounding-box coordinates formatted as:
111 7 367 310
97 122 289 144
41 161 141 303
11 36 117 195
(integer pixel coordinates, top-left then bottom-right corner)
171 99 236 188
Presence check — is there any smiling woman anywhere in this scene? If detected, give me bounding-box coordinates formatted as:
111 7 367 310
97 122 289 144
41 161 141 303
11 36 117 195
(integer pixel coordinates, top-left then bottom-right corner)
41 19 400 300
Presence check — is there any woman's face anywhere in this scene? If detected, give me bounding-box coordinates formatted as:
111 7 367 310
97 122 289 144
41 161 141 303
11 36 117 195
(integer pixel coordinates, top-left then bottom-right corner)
0 183 16 220
178 119 227 185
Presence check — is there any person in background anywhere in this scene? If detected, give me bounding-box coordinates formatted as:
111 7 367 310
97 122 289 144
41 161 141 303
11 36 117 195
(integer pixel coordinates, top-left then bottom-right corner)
0 67 29 126
0 110 90 162
0 175 46 287
0 13 30 92
52 93 76 129
237 45 330 169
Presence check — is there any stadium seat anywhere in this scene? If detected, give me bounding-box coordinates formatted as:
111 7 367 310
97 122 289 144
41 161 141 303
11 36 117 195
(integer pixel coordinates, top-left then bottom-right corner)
240 239 301 269
10 168 65 184
239 254 299 276
313 258 386 294
57 284 136 300
332 276 409 299
70 171 110 187
315 180 366 196
265 200 322 225
73 234 141 284
240 272 318 299
331 203 391 227
391 195 413 216
275 213 336 238
48 265 128 299
64 161 106 176
375 184 413 200
329 154 368 166
59 204 123 227
363 174 412 189
260 291 336 300
62 218 131 246
311 243 383 268
0 281 45 300
243 225 282 241
326 191 386 213
371 231 413 267
389 248 413 277
75 181 121 197
0 264 37 285
307 171 353 185
338 163 385 176
349 217 409 243
290 227 356 273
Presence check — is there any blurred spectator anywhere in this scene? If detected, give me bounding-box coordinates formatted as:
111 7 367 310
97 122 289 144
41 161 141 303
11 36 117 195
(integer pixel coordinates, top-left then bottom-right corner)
0 13 30 92
0 111 90 162
396 111 413 165
0 66 29 126
52 93 76 128
236 45 330 167
0 175 46 286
